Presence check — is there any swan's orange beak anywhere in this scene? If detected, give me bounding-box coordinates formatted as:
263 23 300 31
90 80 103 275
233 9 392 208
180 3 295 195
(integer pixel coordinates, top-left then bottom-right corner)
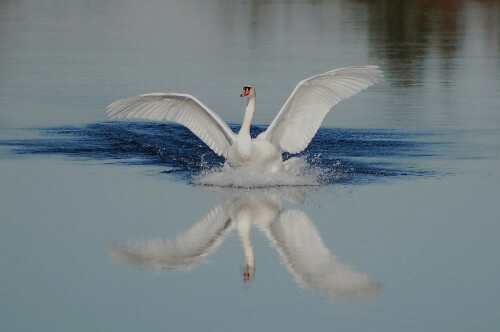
240 86 251 97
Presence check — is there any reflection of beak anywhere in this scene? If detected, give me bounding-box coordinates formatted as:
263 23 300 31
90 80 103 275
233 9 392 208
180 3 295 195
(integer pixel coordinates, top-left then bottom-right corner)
243 264 255 282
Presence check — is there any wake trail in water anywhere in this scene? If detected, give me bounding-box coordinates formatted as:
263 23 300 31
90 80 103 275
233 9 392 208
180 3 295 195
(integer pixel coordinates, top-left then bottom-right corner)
0 122 439 187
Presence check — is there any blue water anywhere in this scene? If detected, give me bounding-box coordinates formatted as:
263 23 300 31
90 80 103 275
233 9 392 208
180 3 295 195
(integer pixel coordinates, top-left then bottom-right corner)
0 123 438 184
1 0 499 331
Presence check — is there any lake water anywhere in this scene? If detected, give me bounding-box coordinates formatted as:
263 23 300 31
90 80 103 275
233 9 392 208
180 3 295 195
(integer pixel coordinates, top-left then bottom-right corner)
1 0 499 331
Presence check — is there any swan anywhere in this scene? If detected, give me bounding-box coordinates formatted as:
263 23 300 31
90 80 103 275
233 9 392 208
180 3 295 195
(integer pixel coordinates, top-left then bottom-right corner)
107 65 383 172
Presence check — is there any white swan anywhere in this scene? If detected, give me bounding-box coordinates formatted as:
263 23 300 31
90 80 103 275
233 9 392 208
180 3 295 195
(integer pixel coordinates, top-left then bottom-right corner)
107 65 383 172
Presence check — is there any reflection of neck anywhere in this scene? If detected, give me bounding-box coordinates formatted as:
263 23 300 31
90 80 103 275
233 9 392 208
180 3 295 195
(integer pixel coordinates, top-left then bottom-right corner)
239 96 255 138
237 218 255 281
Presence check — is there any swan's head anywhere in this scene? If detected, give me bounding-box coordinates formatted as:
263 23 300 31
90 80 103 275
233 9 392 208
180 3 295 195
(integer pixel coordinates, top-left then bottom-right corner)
240 85 255 98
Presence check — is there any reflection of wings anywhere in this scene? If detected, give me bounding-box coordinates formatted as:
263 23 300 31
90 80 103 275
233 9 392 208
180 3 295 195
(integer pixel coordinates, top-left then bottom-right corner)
109 205 233 270
270 210 379 297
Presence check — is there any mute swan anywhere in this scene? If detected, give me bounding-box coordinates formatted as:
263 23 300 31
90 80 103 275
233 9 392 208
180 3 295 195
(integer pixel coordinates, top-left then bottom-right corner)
107 65 383 172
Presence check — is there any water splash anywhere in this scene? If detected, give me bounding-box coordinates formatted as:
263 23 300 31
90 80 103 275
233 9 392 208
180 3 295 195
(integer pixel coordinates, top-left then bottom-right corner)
191 157 325 188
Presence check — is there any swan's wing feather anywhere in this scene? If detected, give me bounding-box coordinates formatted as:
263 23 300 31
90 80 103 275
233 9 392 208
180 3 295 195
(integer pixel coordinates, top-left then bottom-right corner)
260 66 383 153
107 93 236 157
108 205 233 271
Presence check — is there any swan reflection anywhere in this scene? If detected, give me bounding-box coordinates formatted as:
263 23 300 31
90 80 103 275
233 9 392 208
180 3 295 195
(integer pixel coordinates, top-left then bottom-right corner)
109 189 379 298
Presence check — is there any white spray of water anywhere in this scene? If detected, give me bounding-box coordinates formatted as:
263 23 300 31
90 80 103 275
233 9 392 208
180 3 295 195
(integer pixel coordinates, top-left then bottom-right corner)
191 156 330 188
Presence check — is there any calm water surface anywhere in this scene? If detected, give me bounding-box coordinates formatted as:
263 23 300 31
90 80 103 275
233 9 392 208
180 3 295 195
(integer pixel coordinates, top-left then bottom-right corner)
1 0 499 331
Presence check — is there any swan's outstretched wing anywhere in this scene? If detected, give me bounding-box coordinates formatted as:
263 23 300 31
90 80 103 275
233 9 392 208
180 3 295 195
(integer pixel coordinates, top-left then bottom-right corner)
269 209 379 297
259 66 383 154
107 93 236 157
108 205 233 271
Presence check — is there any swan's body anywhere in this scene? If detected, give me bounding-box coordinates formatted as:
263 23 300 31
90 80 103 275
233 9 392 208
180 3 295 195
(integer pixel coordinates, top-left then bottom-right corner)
107 66 383 172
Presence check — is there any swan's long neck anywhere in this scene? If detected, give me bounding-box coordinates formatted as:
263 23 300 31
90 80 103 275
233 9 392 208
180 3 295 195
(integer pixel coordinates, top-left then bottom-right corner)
238 96 255 137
